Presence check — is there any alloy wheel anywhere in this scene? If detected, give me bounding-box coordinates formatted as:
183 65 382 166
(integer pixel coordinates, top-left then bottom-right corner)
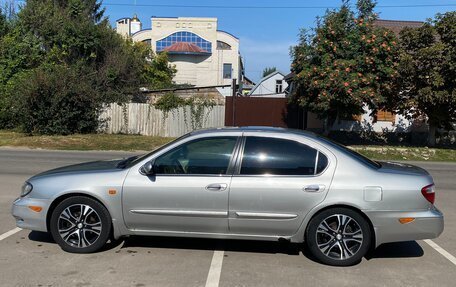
57 204 102 248
315 214 363 260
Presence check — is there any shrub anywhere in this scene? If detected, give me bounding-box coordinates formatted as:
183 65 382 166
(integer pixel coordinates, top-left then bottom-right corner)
17 65 101 135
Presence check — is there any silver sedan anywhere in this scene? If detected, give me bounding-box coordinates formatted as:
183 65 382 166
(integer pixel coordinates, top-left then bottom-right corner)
11 127 443 266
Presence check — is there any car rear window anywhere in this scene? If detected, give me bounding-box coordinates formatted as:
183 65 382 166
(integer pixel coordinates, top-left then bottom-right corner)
317 136 381 169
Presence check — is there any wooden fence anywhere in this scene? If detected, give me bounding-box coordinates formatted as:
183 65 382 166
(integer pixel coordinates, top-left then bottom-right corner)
100 103 225 137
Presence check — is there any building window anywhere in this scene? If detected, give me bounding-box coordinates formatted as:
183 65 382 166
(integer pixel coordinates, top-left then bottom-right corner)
217 41 232 50
374 110 396 123
142 39 152 46
223 64 232 79
156 31 212 53
275 80 283 93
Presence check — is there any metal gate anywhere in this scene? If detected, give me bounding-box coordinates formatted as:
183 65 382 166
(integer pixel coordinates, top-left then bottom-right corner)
224 96 303 128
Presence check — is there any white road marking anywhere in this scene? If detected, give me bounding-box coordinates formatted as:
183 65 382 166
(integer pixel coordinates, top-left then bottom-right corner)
205 250 225 287
0 227 22 241
424 239 456 266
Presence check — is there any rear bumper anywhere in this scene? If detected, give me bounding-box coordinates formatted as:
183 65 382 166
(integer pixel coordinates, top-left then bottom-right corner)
365 207 444 247
11 197 49 232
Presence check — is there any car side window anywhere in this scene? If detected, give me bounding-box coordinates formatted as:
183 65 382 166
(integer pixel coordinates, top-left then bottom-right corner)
240 137 326 176
154 137 237 175
316 152 329 174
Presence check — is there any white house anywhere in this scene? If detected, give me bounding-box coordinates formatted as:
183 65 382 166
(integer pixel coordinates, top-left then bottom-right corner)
116 15 245 87
248 71 289 98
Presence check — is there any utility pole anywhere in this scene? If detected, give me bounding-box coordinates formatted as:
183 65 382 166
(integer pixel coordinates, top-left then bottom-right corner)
231 78 237 126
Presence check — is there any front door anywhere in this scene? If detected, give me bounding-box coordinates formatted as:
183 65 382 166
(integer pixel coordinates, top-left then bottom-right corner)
122 136 239 233
228 134 335 236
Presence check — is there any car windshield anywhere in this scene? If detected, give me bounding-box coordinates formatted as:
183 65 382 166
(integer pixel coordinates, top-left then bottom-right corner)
317 136 381 169
118 134 190 169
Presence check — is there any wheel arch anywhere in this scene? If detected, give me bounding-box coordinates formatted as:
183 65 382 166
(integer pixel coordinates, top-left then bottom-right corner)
294 203 376 249
46 192 111 233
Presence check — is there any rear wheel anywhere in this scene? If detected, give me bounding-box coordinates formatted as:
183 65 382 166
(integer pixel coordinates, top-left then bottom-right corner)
306 208 371 266
50 196 111 253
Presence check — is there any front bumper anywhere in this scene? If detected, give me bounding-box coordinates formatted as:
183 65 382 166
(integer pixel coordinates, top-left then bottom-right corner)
11 197 50 232
365 207 444 247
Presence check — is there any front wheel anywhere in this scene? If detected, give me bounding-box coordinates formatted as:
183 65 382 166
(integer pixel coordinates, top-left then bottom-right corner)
306 208 371 266
50 196 112 253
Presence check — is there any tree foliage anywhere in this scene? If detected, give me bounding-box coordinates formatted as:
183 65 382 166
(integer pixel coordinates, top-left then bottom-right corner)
17 65 101 135
291 0 400 132
262 67 277 78
398 12 456 146
0 0 175 134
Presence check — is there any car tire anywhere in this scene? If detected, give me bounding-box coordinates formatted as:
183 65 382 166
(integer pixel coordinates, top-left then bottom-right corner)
50 196 112 253
306 207 371 266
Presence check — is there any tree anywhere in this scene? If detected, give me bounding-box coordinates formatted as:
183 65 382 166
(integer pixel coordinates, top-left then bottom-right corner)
262 67 277 77
398 12 456 146
0 8 7 37
0 0 175 134
0 2 44 128
291 0 400 134
17 65 101 135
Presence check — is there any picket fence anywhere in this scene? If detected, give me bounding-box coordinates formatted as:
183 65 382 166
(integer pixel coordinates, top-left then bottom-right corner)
99 103 226 137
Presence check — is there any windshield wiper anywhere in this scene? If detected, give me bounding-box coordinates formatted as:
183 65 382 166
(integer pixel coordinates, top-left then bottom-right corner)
116 156 139 169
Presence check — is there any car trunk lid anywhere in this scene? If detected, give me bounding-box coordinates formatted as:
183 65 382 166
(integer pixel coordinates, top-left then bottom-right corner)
377 161 430 176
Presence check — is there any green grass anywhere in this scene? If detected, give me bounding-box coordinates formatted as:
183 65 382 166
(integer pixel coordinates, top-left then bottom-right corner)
351 146 456 162
0 130 455 162
0 130 173 151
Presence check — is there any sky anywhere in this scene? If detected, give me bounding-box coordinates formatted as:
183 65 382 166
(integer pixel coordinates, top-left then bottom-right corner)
4 0 456 82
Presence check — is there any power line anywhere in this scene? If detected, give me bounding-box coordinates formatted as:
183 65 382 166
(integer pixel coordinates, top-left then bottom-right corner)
100 3 456 9
6 0 456 9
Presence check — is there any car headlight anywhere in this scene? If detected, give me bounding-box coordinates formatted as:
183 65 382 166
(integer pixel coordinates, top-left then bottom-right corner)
21 182 33 197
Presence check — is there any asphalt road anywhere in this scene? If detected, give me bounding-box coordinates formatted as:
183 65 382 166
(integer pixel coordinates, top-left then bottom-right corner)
0 148 455 287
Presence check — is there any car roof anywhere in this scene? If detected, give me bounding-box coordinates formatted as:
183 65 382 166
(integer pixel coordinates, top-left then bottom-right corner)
189 126 318 138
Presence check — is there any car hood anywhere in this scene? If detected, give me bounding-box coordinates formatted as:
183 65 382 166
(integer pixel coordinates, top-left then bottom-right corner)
31 159 125 179
377 161 430 176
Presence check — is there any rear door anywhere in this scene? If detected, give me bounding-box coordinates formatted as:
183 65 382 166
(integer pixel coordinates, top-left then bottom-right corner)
228 133 336 236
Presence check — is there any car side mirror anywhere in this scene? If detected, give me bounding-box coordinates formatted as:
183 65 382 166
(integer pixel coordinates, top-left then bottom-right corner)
140 161 155 175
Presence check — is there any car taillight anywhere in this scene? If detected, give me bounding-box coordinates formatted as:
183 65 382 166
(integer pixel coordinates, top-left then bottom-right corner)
421 184 435 204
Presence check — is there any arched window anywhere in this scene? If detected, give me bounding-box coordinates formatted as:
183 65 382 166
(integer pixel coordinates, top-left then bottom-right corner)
217 41 231 50
156 31 212 54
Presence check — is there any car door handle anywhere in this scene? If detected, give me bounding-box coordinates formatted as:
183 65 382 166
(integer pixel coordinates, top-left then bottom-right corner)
303 184 325 192
206 183 228 191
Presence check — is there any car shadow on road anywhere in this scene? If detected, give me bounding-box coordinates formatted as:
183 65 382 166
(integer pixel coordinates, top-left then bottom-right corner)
28 231 55 243
367 241 424 259
122 235 303 256
27 231 124 252
27 232 424 263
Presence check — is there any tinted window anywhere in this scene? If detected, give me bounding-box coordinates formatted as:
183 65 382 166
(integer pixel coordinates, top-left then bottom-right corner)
125 134 191 168
154 137 237 175
240 137 318 175
316 136 381 169
316 152 329 174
